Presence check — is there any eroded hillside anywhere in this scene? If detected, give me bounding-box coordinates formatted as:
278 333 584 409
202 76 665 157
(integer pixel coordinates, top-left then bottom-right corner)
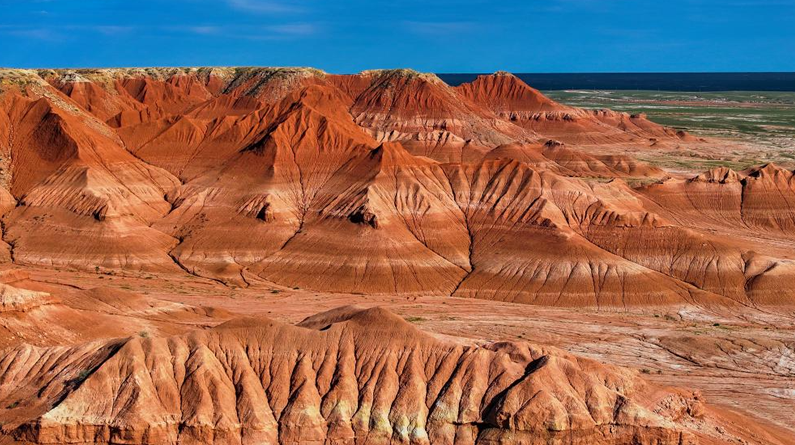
0 67 793 309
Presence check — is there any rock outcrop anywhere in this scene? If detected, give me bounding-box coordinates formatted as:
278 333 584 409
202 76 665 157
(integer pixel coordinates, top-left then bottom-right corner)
0 283 56 313
2 306 710 444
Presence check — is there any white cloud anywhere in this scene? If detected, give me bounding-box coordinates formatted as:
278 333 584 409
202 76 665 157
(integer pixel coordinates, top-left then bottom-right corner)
187 26 221 35
164 23 317 39
6 28 59 41
403 21 479 36
93 25 134 35
0 20 317 43
266 23 315 36
226 0 299 13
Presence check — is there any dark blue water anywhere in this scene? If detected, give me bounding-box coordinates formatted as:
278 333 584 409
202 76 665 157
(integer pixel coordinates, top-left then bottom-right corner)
437 72 795 92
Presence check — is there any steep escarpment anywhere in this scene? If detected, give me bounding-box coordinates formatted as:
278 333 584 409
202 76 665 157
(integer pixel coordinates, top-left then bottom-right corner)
1 306 711 444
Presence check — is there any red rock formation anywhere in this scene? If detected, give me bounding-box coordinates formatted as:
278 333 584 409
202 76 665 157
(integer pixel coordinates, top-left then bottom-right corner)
0 67 793 306
2 306 719 444
454 71 563 114
456 72 691 146
0 283 57 313
0 282 232 349
0 80 181 271
1 67 794 445
486 140 665 178
338 69 533 162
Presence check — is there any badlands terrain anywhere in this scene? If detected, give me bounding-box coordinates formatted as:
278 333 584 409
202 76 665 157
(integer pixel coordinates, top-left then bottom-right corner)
0 67 793 444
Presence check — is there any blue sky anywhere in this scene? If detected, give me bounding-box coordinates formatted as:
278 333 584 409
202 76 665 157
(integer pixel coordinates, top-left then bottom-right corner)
1 0 793 73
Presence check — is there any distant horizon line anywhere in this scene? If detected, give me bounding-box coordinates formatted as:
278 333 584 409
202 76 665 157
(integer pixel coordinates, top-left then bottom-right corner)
1 65 794 75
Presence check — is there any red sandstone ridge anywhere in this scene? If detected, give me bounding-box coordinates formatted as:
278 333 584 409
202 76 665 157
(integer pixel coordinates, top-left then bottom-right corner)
330 69 532 162
0 305 783 445
454 71 563 114
455 72 693 145
0 67 793 307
